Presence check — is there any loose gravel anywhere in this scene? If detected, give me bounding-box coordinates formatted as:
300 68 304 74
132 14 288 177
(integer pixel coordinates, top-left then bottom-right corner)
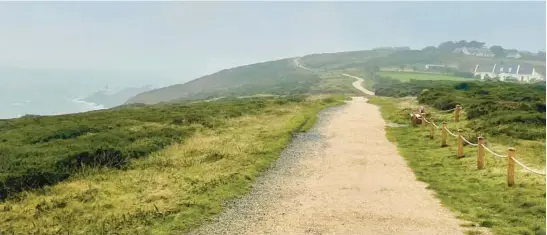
188 104 343 235
188 95 478 235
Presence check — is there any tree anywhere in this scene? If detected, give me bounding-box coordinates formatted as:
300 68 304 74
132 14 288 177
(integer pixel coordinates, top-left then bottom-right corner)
438 41 457 53
467 40 486 48
455 40 468 48
421 46 437 54
412 66 417 72
399 64 406 71
490 45 506 57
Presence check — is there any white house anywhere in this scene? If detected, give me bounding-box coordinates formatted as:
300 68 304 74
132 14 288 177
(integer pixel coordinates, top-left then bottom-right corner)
506 51 522 59
453 47 495 57
473 64 544 82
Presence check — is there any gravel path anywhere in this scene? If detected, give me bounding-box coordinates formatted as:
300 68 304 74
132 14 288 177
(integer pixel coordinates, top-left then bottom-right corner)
189 93 471 235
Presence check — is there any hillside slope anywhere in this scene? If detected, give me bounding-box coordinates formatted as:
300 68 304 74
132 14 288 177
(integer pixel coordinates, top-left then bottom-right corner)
126 58 320 104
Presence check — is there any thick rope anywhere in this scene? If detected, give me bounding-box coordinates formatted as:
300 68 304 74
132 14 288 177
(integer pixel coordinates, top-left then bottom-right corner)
432 122 440 129
444 127 458 137
511 157 546 175
481 144 506 158
461 136 478 146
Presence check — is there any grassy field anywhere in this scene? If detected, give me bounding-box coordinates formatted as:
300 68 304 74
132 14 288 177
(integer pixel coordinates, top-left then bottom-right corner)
369 97 545 235
0 95 344 234
377 71 472 82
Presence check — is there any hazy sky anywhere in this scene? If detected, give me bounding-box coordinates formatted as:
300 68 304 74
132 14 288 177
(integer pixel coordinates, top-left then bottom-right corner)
1 1 545 84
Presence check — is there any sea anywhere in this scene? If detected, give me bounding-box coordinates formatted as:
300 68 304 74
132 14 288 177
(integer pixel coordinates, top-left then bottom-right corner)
0 68 176 119
1 94 106 119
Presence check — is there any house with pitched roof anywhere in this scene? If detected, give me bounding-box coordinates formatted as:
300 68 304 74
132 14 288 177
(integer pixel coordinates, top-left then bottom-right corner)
473 64 544 82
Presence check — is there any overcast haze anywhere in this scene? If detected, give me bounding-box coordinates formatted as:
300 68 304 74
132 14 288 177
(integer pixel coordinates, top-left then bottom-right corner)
1 2 545 78
0 1 545 118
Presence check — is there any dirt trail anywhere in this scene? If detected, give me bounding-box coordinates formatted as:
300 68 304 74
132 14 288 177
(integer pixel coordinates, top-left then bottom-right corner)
190 75 471 235
343 73 375 96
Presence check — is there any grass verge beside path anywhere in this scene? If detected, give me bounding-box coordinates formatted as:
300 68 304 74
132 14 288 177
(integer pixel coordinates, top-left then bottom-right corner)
0 95 344 235
378 71 471 82
369 97 545 235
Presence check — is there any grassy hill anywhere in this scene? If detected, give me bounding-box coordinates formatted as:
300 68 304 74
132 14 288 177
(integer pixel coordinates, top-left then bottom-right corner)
126 59 323 104
125 50 406 105
126 48 545 105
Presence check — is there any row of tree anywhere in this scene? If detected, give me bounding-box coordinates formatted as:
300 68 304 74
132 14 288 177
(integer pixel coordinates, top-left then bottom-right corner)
420 40 546 60
421 40 488 53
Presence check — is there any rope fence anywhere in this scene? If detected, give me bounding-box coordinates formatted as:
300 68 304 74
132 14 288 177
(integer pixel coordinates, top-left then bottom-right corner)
461 136 478 146
409 105 545 186
481 144 506 158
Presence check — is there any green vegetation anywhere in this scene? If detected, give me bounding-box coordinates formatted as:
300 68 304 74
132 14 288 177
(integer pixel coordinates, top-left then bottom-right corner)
127 59 320 104
369 73 546 139
0 95 344 234
299 49 395 71
377 71 471 82
0 98 272 201
419 82 546 140
127 58 358 105
370 97 545 235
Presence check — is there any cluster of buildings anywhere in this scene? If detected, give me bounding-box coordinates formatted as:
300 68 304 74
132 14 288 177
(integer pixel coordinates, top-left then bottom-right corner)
448 46 544 82
473 64 544 82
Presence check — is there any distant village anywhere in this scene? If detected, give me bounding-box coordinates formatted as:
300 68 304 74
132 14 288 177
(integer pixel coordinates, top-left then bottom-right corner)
451 46 545 82
421 42 546 83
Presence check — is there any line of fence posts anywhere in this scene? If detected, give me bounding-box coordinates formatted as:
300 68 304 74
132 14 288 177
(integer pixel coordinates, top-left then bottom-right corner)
409 104 531 187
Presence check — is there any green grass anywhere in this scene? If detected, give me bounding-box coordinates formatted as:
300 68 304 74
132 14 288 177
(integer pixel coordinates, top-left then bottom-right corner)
0 95 344 234
0 97 290 201
369 97 546 235
377 71 472 82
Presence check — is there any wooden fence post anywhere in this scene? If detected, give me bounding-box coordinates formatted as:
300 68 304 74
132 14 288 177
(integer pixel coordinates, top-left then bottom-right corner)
477 136 485 169
441 122 447 147
411 114 416 127
507 147 516 187
429 118 434 139
421 115 426 128
454 105 461 122
457 129 463 158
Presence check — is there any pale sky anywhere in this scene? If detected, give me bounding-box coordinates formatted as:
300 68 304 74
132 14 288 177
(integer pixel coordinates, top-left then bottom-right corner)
0 1 545 84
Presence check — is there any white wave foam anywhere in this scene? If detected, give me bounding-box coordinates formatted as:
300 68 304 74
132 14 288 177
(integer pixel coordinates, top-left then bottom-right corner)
71 98 106 111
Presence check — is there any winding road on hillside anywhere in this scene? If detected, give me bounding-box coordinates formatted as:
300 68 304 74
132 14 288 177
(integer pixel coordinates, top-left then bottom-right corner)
190 59 478 235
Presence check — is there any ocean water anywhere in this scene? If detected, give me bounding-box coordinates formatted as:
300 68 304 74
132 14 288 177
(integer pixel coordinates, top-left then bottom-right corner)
1 96 105 119
0 68 177 119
